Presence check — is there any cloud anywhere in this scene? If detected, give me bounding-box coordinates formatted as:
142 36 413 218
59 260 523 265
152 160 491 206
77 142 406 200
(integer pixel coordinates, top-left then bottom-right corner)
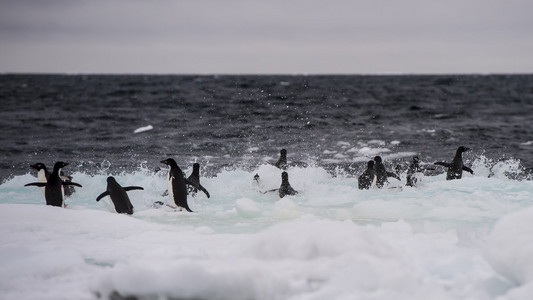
1 0 532 74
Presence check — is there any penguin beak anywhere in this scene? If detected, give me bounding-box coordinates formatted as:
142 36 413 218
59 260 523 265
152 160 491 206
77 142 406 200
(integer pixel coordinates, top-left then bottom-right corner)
160 160 167 164
464 147 471 151
30 164 38 170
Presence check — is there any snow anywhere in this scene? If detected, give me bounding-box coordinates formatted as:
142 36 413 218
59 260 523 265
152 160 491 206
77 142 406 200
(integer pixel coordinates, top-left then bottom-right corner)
1 162 533 299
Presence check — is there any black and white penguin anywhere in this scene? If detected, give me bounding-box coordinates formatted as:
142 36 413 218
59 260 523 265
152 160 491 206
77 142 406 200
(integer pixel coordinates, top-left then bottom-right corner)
186 163 210 198
275 149 288 170
30 163 50 195
161 158 209 212
25 161 82 207
96 177 143 215
279 171 298 198
406 157 422 187
358 160 376 190
405 156 436 187
261 172 298 197
374 156 401 188
434 146 474 180
30 162 76 197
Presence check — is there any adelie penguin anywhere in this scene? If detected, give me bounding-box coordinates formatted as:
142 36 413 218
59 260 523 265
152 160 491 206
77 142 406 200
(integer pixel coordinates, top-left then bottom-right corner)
96 177 143 215
30 162 76 197
275 149 288 170
160 158 210 212
434 146 474 180
263 172 298 198
374 156 401 188
186 163 210 198
405 156 436 187
25 162 82 207
358 160 376 190
278 172 298 198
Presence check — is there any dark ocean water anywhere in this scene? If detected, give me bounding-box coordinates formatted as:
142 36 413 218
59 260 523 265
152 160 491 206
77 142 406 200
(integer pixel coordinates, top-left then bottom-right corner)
1 74 532 181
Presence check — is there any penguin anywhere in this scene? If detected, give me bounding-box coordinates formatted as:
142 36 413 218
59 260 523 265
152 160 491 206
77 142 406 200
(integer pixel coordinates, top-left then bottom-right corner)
253 173 260 183
275 149 288 170
261 172 298 198
252 173 262 190
279 171 298 198
434 146 474 180
186 163 210 198
160 158 209 212
406 157 422 187
25 161 82 207
96 177 143 215
405 156 436 187
358 160 376 190
29 163 49 195
374 156 401 188
30 162 76 197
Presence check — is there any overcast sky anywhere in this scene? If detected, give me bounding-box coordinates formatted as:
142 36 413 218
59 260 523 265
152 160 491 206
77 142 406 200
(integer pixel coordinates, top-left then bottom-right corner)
1 0 532 74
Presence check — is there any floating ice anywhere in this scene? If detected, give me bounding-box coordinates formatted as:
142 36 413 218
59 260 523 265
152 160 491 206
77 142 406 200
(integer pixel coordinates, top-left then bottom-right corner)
133 125 153 134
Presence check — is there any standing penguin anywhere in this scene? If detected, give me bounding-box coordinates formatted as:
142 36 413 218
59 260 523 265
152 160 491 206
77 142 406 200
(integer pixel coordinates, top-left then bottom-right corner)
434 146 474 180
275 149 288 170
161 158 209 212
358 160 376 190
25 161 82 207
186 163 210 198
374 156 401 188
96 177 143 215
29 163 50 195
30 162 76 197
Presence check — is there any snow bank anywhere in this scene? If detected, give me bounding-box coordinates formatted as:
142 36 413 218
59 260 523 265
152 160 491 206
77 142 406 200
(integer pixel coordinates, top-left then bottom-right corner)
486 206 533 285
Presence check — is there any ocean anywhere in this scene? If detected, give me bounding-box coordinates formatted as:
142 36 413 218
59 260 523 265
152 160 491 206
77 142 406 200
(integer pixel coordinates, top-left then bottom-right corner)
1 74 533 299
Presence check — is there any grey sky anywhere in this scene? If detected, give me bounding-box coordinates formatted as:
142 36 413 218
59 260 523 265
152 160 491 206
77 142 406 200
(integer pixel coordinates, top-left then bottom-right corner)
1 0 532 74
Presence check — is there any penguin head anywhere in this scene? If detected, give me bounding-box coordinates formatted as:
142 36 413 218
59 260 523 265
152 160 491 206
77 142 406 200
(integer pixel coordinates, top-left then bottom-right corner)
280 149 287 156
193 163 200 172
160 158 177 167
367 160 375 168
374 156 382 163
457 146 471 153
413 156 420 163
53 161 69 170
30 163 47 171
106 176 117 183
253 173 260 181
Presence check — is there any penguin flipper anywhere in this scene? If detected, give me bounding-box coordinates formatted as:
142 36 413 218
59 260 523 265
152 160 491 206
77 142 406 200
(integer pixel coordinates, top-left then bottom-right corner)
96 191 110 202
63 181 82 187
60 175 73 181
261 189 279 194
197 184 210 198
25 182 46 187
434 162 451 168
463 166 474 174
123 186 144 192
185 179 210 198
